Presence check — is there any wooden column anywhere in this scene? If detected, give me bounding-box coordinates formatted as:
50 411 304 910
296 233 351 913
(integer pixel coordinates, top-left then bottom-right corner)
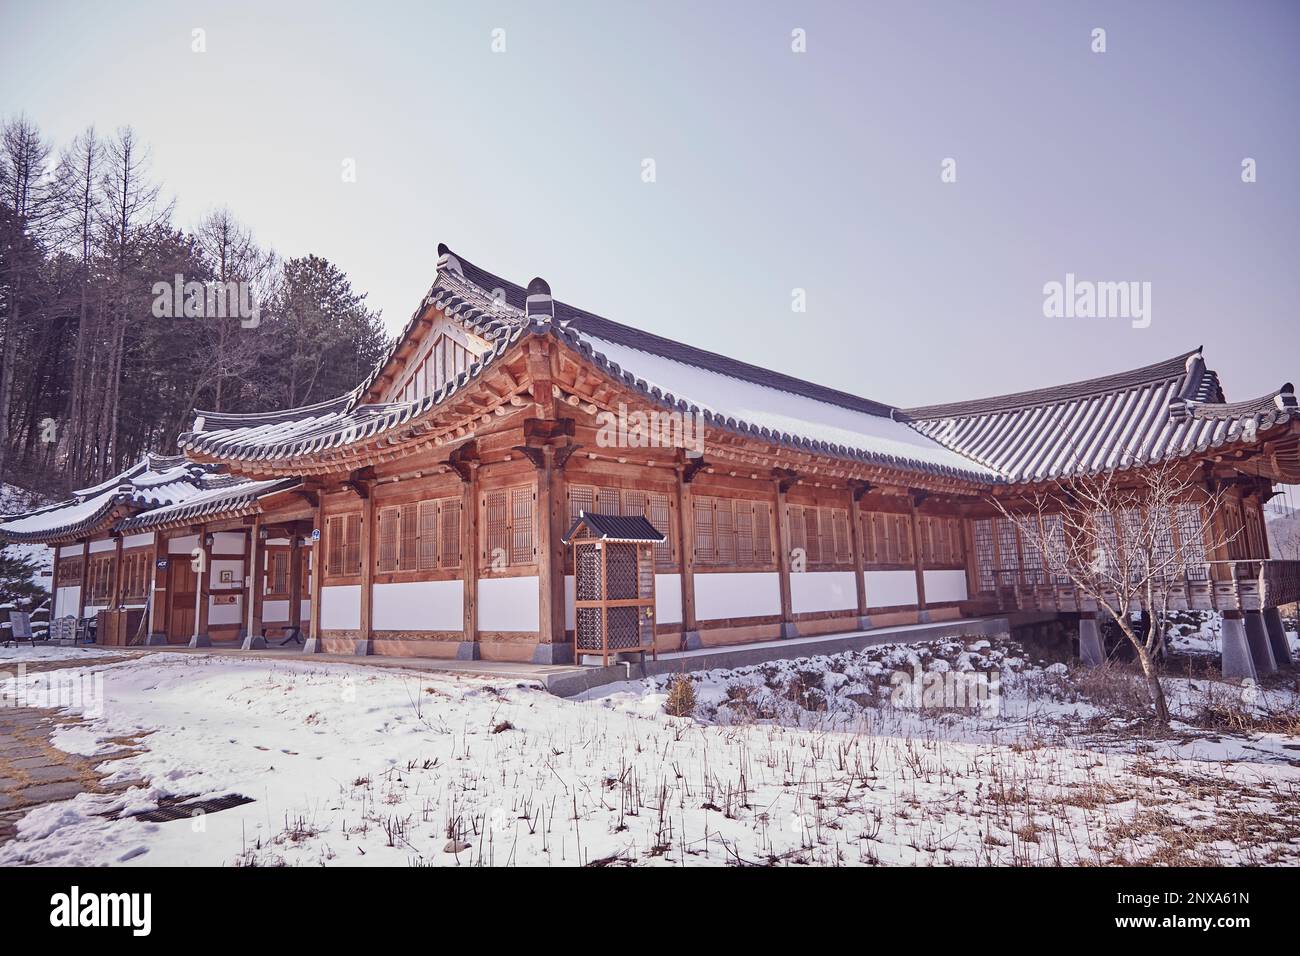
242 519 266 649
304 504 325 653
847 482 871 628
288 531 303 631
76 539 89 619
909 492 929 623
534 443 569 660
110 535 124 610
49 546 60 618
676 460 701 649
458 461 480 658
150 530 169 641
356 491 374 656
773 471 798 639
190 527 212 647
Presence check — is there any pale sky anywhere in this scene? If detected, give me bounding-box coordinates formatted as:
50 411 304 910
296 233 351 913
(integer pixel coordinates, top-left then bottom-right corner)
2 0 1297 412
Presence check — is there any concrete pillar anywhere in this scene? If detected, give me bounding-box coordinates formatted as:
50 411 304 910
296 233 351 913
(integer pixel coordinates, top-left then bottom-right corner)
1220 613 1257 681
1078 614 1105 666
1244 609 1277 675
1262 607 1292 669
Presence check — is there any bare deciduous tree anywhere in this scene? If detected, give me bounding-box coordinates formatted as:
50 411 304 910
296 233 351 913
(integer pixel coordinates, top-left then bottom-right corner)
992 461 1240 726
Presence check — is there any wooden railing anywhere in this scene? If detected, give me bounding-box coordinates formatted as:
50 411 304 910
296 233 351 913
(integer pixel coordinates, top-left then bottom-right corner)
979 559 1300 614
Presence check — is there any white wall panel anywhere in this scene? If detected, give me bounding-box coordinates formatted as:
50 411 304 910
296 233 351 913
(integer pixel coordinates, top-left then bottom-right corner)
373 580 463 631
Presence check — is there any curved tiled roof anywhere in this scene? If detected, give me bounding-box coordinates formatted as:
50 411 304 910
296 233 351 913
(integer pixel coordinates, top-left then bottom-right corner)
900 351 1296 483
176 245 1298 487
177 248 996 482
0 457 283 544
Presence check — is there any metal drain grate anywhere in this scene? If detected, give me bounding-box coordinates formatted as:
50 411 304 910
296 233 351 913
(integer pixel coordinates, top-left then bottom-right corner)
104 793 254 822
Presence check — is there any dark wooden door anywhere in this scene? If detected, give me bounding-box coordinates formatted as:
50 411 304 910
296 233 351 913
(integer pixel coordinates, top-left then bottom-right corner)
167 559 197 643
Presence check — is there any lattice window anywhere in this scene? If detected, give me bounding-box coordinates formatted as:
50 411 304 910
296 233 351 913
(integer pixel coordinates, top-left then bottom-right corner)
693 497 714 563
326 516 345 576
693 496 775 568
753 502 773 565
418 501 439 570
326 513 363 577
377 506 400 573
645 492 672 566
1174 501 1208 576
120 551 149 602
269 551 290 595
483 486 535 568
863 512 914 565
398 503 418 570
735 502 754 565
87 554 114 604
439 498 462 567
973 518 995 592
57 556 83 584
833 510 852 564
715 499 735 565
995 517 1020 585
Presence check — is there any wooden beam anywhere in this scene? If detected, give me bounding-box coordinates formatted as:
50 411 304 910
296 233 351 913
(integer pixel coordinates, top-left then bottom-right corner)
675 462 699 648
460 460 480 655
773 476 797 638
357 491 374 655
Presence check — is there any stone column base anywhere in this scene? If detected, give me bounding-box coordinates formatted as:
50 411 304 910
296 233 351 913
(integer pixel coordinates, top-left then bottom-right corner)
531 643 574 665
455 641 480 661
916 609 931 624
301 637 324 654
1078 617 1105 666
241 634 267 650
1262 607 1292 669
143 632 168 646
779 622 800 639
680 630 702 651
188 633 212 649
354 639 373 657
856 615 873 631
1244 610 1277 675
1220 615 1257 681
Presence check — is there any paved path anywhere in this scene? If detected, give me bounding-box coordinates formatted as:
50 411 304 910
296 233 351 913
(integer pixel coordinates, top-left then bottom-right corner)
0 657 143 848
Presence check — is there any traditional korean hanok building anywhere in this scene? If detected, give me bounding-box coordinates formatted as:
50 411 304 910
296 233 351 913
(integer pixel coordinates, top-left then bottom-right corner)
3 244 1297 677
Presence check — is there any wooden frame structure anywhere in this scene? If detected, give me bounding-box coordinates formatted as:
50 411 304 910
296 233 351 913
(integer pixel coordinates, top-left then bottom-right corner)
564 512 663 666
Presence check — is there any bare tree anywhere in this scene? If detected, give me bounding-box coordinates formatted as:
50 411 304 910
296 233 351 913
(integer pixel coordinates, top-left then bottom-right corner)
992 461 1240 726
0 116 53 481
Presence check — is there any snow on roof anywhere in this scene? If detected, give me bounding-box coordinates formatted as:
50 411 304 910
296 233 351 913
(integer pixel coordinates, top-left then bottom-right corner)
0 456 263 543
577 332 1000 478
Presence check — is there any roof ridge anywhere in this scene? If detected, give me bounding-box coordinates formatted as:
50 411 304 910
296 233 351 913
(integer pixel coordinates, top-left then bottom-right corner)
900 348 1204 421
443 245 897 420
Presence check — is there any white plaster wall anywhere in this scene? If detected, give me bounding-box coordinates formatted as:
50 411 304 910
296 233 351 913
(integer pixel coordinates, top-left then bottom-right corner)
655 573 682 624
864 569 919 608
695 571 781 621
213 531 245 555
924 569 968 604
790 570 857 615
122 532 154 549
263 599 290 622
373 580 463 631
301 598 311 621
57 545 81 559
321 585 361 630
88 539 115 554
208 596 243 626
210 558 243 590
54 586 80 618
169 534 198 555
478 576 539 632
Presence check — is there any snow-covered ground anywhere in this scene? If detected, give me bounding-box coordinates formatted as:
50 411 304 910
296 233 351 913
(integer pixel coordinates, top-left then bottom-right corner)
1 634 1298 867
